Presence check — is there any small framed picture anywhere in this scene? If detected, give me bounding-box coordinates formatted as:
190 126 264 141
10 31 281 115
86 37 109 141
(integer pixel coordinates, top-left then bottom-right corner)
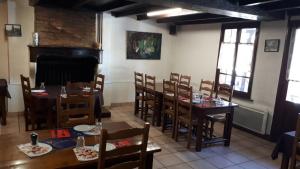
264 39 280 52
5 24 22 37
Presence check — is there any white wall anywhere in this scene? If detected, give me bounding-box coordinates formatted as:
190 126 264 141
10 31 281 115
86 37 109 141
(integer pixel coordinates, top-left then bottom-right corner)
101 13 173 104
170 21 287 134
5 0 34 112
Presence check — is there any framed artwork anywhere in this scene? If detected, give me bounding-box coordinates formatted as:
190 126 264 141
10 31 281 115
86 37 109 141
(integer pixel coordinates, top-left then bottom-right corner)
5 24 22 37
126 31 162 60
264 39 280 52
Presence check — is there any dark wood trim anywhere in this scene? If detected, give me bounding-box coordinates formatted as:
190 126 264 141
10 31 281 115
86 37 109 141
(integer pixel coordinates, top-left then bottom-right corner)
28 45 102 63
215 22 260 99
156 13 225 23
129 0 283 20
270 18 295 141
175 17 248 25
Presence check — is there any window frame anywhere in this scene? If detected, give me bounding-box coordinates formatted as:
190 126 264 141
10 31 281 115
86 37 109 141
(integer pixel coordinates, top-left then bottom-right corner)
285 22 300 103
216 22 260 99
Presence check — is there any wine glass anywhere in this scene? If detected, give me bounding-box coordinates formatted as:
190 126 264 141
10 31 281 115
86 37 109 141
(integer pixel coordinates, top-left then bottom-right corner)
40 82 45 90
76 136 85 150
60 86 67 98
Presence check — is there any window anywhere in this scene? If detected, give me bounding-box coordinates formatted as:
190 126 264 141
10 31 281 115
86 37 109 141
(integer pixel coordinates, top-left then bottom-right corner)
286 28 300 104
216 23 260 99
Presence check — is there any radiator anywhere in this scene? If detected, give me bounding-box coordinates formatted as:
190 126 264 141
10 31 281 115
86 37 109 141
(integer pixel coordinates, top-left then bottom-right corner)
233 106 268 135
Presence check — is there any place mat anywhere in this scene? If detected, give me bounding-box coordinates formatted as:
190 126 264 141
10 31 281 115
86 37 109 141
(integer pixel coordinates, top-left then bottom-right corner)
17 143 52 157
41 138 76 150
114 139 131 148
73 146 98 161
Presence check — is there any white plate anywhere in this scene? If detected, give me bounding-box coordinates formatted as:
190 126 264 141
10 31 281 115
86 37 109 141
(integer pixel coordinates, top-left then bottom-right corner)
94 143 116 152
73 146 98 161
18 143 52 157
73 125 94 132
83 127 100 136
31 89 46 93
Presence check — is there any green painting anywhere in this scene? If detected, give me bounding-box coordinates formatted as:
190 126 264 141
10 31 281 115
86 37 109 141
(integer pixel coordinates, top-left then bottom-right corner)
127 31 162 60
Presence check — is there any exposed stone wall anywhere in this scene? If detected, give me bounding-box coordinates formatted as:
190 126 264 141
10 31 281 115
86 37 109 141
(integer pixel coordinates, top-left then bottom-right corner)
35 7 95 47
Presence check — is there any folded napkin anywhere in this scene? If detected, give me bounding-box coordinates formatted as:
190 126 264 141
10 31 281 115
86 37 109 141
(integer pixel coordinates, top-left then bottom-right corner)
50 129 71 138
35 92 48 96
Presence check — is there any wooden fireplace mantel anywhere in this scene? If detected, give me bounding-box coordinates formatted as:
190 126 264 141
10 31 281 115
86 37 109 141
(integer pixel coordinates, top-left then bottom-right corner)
28 45 102 63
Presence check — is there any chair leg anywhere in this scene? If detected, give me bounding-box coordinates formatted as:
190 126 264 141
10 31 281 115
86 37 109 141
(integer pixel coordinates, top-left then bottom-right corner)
162 113 166 132
187 125 192 149
144 104 148 122
172 116 176 138
175 120 179 142
210 120 215 139
140 100 144 119
205 119 209 139
24 111 29 131
152 109 156 126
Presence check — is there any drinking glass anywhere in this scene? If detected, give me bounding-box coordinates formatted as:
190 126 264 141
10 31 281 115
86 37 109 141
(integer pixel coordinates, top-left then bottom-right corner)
40 82 45 90
95 119 102 135
76 136 85 150
60 86 67 98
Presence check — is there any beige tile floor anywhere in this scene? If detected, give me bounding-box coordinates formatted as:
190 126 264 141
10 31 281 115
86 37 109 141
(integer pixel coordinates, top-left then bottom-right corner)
0 104 282 169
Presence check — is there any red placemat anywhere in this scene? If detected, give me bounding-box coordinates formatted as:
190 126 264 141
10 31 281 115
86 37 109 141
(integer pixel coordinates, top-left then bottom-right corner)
50 129 71 138
35 92 49 96
114 139 131 148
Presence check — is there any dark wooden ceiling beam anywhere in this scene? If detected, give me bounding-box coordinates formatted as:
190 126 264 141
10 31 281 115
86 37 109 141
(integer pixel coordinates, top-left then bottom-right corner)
257 0 300 12
129 0 284 20
111 4 166 17
72 0 94 9
87 0 136 12
156 13 225 23
175 17 249 25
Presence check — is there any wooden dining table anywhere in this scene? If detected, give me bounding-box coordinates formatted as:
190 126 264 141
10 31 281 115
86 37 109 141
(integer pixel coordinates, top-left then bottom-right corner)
151 83 238 151
0 121 161 169
31 86 103 127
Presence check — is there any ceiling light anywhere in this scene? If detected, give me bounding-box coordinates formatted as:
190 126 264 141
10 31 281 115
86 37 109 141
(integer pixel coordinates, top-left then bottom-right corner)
147 8 183 17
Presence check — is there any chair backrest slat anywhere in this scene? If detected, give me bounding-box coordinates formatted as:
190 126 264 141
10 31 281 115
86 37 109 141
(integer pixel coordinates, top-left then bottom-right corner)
215 84 233 102
98 123 150 169
95 74 105 92
56 94 95 128
176 84 193 120
179 75 191 87
199 79 214 97
20 75 31 111
170 72 180 84
145 74 156 98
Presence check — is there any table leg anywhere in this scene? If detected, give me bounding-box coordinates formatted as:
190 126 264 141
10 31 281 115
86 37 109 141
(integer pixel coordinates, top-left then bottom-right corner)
145 153 154 169
281 155 289 169
134 93 139 116
223 107 234 146
156 96 163 127
0 96 7 125
196 114 204 151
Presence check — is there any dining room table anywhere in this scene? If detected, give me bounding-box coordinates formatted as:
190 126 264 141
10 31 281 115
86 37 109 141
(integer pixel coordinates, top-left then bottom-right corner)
0 121 161 169
271 131 295 169
151 83 238 151
31 86 103 127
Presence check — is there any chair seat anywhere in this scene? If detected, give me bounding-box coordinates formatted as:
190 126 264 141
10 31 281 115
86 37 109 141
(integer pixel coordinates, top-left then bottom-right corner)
164 109 175 116
136 95 144 100
207 113 226 121
178 115 198 125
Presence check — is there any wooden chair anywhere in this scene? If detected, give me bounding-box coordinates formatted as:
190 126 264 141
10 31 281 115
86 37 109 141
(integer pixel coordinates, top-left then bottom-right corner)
175 84 195 148
134 72 144 118
56 94 95 128
179 75 191 87
290 113 300 169
20 75 33 131
206 84 233 139
162 80 176 138
95 74 105 92
170 72 180 84
144 74 158 125
97 123 150 169
199 79 214 97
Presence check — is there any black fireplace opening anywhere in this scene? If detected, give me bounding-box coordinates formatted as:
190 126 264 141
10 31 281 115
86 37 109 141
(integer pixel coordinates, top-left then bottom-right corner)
36 55 98 86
